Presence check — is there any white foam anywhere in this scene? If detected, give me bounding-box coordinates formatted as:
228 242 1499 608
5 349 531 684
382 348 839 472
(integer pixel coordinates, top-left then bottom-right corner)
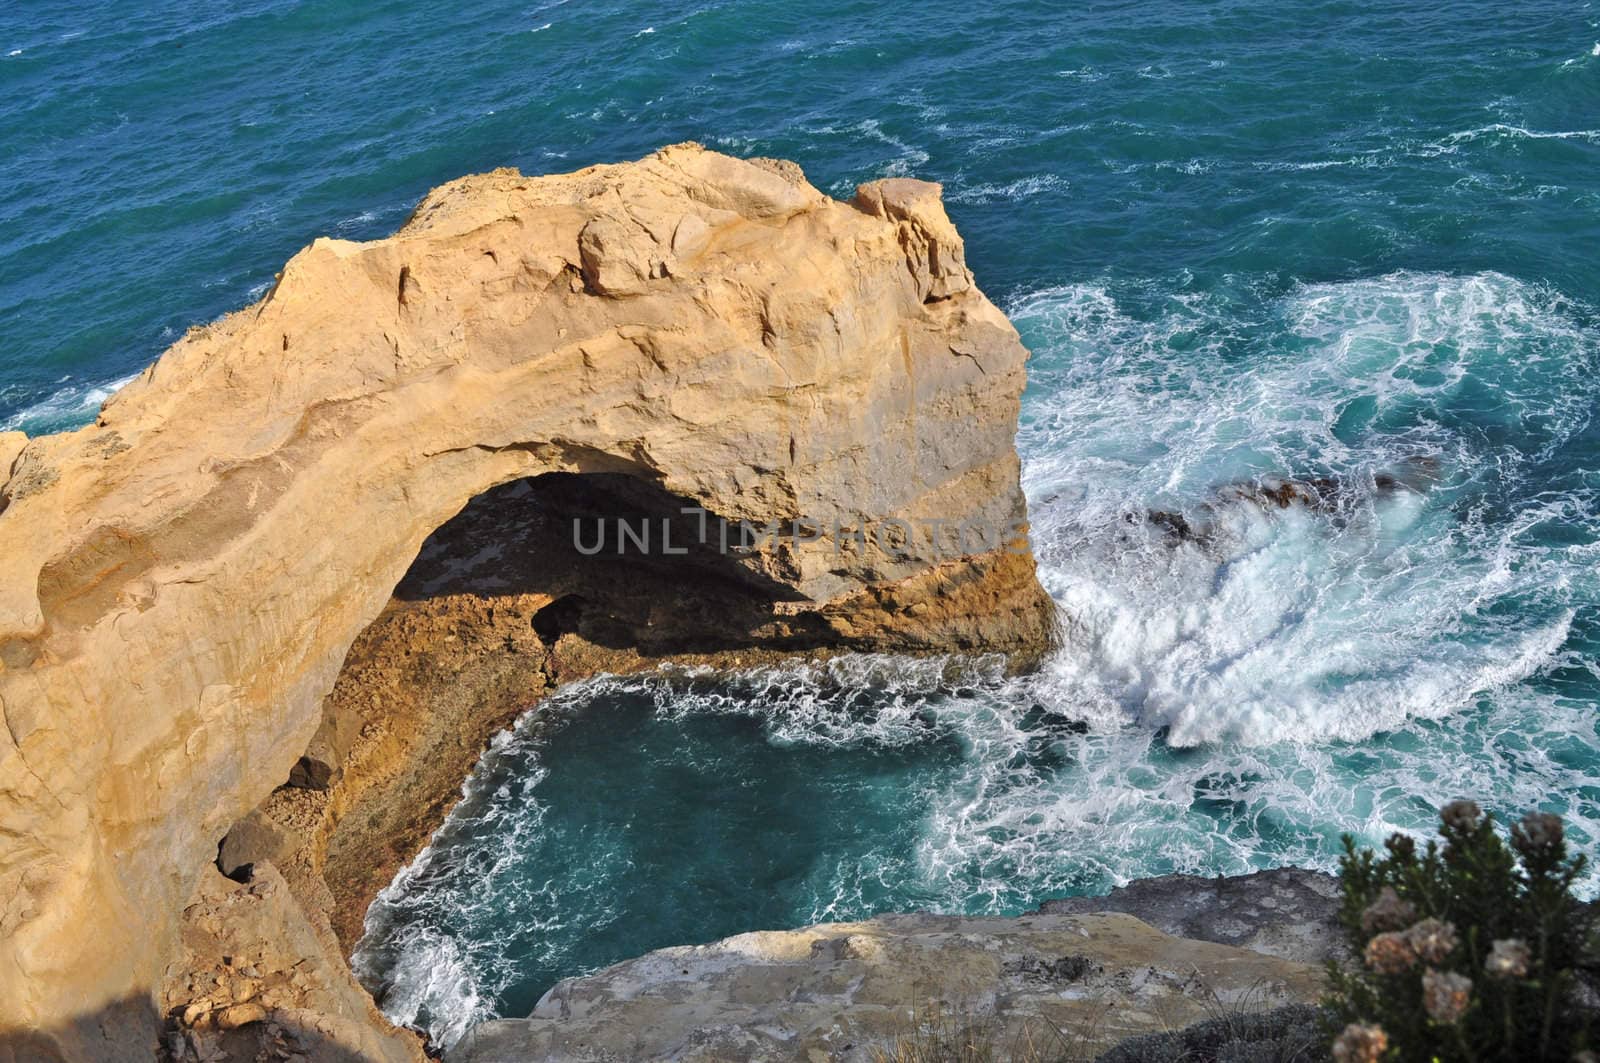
0 371 140 434
353 721 560 1046
1446 123 1600 145
908 672 1600 906
642 654 1008 747
945 174 1069 204
353 925 494 1046
854 119 931 178
1011 271 1598 746
362 622 1600 1045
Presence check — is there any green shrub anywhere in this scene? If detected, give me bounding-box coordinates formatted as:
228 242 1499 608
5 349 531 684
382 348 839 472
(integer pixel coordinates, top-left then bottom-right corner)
1326 801 1596 1061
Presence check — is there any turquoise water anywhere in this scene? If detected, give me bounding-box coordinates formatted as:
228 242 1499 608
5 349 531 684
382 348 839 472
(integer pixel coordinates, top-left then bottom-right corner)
7 0 1600 1046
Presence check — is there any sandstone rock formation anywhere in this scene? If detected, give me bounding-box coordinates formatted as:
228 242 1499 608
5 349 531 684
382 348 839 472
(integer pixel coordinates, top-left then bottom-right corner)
159 863 421 1063
0 145 1055 1059
451 911 1328 1062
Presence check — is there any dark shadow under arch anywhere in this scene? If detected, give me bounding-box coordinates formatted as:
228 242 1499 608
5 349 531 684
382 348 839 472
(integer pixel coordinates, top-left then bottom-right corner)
390 471 832 654
192 468 863 1061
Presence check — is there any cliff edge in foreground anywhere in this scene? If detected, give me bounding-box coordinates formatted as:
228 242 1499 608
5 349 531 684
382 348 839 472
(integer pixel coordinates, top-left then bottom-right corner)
0 145 1054 1059
454 870 1343 1062
454 909 1330 1063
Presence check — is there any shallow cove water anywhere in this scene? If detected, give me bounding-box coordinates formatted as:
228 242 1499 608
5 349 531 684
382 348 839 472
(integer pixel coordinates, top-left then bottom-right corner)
6 0 1600 1049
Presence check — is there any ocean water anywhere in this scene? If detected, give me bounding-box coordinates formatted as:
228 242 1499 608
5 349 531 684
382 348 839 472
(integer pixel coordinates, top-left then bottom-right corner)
7 0 1600 1046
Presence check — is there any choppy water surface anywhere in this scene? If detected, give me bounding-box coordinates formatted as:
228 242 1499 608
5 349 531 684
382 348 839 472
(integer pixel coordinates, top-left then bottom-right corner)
7 0 1600 1046
357 270 1600 1043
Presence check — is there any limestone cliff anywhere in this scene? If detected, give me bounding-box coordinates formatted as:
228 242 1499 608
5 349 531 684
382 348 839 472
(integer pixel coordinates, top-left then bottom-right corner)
0 145 1054 1059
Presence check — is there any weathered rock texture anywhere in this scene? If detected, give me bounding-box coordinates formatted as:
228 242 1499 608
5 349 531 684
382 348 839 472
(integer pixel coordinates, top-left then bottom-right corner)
159 863 421 1063
452 911 1328 1062
0 145 1054 1059
1038 867 1346 966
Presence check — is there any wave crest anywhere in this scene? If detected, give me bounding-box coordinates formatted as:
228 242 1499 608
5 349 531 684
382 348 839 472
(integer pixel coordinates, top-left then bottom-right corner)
1012 271 1598 745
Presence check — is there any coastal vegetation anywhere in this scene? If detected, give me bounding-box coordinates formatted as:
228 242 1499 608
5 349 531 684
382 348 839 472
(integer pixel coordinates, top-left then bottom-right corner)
1328 803 1595 1062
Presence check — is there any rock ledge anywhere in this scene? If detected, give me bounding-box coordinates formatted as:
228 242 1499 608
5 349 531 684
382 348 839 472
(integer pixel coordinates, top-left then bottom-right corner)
453 905 1330 1062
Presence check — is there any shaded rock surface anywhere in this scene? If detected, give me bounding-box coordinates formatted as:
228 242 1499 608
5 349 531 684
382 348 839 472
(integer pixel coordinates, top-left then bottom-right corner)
451 912 1328 1063
1038 867 1347 965
160 863 421 1063
1097 1003 1328 1063
216 811 297 882
0 145 1054 1059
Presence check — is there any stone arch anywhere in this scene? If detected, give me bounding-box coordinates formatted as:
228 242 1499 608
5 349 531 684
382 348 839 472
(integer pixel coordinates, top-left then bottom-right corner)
287 467 842 959
0 146 1052 1059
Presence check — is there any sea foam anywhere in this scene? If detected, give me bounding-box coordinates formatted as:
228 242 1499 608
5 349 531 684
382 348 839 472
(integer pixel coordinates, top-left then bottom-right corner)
357 271 1600 1048
0 371 139 435
1012 271 1597 746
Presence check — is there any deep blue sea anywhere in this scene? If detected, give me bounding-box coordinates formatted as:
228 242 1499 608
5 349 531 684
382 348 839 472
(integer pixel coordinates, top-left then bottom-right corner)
7 0 1600 1045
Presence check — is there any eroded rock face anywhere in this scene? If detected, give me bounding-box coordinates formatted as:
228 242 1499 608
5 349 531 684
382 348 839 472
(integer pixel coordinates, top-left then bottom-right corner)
159 864 420 1063
450 912 1328 1062
0 145 1054 1058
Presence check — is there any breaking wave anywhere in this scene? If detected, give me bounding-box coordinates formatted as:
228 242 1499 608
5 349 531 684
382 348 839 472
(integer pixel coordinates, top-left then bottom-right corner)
0 372 139 435
358 271 1600 1049
1013 271 1599 746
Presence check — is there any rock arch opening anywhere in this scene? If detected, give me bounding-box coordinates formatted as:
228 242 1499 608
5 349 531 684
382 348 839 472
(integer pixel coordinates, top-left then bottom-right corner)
387 471 830 655
256 469 836 959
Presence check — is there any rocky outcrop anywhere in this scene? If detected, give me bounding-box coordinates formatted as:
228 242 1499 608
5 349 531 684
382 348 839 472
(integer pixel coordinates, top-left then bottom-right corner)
159 864 421 1063
0 145 1055 1059
447 870 1345 1062
1038 867 1346 965
451 911 1328 1062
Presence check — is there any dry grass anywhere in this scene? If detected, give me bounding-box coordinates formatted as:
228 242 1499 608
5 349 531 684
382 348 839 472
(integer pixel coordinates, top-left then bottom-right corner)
1096 977 1328 1063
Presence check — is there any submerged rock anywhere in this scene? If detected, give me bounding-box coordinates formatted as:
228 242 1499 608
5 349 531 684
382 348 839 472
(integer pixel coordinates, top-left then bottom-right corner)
1140 456 1441 546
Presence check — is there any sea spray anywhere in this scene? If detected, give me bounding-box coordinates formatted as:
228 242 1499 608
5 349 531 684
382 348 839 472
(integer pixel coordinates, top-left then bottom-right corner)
1014 271 1598 746
356 269 1600 1048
